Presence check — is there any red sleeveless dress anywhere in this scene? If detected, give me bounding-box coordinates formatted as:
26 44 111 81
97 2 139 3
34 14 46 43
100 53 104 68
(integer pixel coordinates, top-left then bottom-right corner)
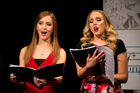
23 52 56 93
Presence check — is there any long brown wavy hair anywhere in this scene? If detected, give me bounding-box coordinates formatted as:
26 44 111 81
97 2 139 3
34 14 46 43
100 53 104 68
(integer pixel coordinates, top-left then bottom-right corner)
80 10 118 53
24 11 60 64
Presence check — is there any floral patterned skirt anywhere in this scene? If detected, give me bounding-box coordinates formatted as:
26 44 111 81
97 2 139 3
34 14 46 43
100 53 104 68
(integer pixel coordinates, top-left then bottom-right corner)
80 76 122 93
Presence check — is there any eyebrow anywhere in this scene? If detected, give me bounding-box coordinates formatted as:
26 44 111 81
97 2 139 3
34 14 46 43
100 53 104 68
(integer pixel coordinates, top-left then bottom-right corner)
89 17 101 20
38 21 51 23
96 17 101 19
46 22 51 24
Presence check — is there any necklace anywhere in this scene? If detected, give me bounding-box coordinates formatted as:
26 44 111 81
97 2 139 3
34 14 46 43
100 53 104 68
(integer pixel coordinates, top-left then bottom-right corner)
38 43 51 55
41 51 44 55
41 47 47 55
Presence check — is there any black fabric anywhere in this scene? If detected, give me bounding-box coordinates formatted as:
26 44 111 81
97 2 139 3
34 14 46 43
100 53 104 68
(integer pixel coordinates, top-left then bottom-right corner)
34 59 45 66
115 39 127 56
114 39 127 74
75 39 127 74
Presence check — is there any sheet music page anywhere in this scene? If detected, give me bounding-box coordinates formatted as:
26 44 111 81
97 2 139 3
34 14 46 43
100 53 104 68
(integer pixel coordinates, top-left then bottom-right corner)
96 46 114 85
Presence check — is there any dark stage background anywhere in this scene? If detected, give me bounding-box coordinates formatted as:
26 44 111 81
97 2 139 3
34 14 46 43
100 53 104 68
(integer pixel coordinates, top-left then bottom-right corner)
0 1 103 93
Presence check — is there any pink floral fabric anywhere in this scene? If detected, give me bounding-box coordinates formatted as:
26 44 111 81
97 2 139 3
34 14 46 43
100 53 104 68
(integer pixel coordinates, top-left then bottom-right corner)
80 76 122 93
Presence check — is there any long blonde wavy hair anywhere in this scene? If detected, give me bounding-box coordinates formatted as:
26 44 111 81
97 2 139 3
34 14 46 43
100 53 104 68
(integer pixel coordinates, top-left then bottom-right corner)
80 10 118 53
24 11 60 64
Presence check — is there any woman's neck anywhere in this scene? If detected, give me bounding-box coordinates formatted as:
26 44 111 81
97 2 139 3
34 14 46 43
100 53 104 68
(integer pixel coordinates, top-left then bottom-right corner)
90 37 108 46
38 38 52 47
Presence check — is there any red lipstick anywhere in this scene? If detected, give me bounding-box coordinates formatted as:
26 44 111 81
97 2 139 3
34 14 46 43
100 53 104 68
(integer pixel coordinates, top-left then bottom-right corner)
93 26 99 32
41 31 47 36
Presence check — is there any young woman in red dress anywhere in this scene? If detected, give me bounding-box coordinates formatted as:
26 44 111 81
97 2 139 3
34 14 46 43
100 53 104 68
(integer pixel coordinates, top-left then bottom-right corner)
10 11 66 93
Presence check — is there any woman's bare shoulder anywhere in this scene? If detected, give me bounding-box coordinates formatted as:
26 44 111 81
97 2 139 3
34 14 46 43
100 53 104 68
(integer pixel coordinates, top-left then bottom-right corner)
60 48 66 56
20 46 27 54
19 46 28 66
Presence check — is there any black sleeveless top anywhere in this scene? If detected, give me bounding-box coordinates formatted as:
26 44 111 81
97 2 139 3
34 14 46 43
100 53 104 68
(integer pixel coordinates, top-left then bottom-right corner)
34 59 45 66
76 39 127 74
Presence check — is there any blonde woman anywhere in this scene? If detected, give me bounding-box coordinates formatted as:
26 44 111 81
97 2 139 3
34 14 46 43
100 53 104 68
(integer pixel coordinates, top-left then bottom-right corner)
10 11 66 93
76 10 128 93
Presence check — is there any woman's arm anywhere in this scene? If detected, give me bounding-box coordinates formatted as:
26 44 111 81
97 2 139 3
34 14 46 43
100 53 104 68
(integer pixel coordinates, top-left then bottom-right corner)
76 49 105 79
115 51 128 84
10 46 27 86
86 52 128 84
50 48 66 86
19 47 27 66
